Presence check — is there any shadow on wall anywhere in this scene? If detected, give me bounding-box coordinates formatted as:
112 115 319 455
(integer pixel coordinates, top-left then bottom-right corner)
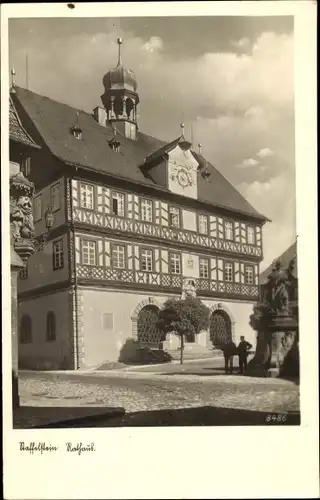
118 338 172 365
19 355 71 371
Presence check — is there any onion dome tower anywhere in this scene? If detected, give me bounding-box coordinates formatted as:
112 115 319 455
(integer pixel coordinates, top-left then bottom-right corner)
101 37 139 140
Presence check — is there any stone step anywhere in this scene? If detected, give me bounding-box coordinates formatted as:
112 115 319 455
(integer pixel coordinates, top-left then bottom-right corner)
167 348 221 360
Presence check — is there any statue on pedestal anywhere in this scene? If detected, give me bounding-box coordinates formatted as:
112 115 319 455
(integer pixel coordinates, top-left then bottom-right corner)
248 255 299 378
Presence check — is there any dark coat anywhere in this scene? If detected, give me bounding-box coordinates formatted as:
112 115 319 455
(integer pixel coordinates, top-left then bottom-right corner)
237 340 252 357
221 342 238 357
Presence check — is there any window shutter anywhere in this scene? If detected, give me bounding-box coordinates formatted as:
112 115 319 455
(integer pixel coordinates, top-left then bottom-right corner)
104 240 111 267
218 218 224 239
96 186 104 213
217 259 224 281
234 262 240 283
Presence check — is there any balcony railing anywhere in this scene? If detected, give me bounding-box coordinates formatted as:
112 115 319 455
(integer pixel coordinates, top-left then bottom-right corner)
76 264 259 298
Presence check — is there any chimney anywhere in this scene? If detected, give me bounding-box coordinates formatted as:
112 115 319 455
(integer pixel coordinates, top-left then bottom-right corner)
93 106 107 127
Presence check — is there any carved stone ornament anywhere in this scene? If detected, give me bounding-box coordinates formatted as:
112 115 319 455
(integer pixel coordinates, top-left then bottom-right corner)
182 278 197 300
247 255 299 378
10 171 36 261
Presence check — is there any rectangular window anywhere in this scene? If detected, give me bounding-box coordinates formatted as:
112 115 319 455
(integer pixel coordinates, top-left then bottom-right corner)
21 156 31 177
170 252 181 274
169 206 180 228
82 239 96 266
53 239 64 270
225 221 234 241
141 198 153 222
111 244 125 269
199 258 209 279
245 266 254 285
51 183 60 212
224 262 233 282
141 248 153 272
34 195 42 221
19 265 28 280
112 191 125 217
247 226 255 245
198 215 208 234
80 183 94 209
102 313 114 330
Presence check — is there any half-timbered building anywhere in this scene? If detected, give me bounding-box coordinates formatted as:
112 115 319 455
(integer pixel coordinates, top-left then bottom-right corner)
13 39 268 369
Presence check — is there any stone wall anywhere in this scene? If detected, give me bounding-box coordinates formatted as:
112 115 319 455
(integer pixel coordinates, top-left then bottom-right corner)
18 289 71 369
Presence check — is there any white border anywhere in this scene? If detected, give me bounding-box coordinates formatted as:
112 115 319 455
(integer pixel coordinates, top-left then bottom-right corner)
2 2 318 499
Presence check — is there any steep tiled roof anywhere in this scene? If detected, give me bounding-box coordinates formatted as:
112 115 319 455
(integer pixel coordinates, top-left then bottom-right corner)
13 87 267 221
9 94 40 149
260 242 297 284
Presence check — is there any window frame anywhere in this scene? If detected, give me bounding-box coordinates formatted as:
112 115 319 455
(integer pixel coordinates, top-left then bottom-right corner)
169 251 182 275
50 183 61 213
224 261 234 282
46 311 57 342
19 265 28 280
79 182 95 211
198 214 209 235
224 219 235 241
111 190 126 218
140 246 154 273
169 205 181 228
19 315 32 344
199 257 210 279
81 238 97 266
140 197 154 223
33 194 42 222
247 226 256 245
21 156 31 177
245 265 255 285
111 243 127 270
52 239 64 270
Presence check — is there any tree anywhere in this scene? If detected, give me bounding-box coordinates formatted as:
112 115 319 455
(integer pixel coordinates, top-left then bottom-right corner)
157 297 210 364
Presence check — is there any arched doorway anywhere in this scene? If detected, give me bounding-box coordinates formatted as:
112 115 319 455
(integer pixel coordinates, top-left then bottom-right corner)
137 305 163 349
210 310 232 347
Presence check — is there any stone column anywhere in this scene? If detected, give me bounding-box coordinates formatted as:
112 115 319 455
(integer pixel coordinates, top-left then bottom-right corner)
10 172 36 408
11 251 24 408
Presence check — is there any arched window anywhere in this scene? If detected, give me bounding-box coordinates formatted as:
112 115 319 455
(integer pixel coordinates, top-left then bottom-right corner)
20 315 32 344
46 311 56 342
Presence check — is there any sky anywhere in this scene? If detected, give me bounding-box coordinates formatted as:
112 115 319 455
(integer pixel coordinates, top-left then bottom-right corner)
9 16 296 270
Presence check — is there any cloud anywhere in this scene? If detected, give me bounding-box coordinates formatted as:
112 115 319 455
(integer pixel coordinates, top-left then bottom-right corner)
231 37 251 52
142 36 164 53
257 147 275 158
238 158 260 168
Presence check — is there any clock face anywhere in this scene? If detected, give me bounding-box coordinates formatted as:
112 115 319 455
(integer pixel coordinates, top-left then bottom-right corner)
177 168 192 188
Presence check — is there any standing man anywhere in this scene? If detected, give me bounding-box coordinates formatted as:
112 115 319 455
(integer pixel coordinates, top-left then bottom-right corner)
221 340 237 374
237 336 253 374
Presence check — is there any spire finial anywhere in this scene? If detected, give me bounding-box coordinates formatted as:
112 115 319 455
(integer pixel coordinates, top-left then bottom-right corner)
117 37 123 67
180 122 185 138
198 143 202 155
10 66 16 92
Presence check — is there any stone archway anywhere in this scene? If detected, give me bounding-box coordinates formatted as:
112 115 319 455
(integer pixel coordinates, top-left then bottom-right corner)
209 304 235 347
131 298 163 349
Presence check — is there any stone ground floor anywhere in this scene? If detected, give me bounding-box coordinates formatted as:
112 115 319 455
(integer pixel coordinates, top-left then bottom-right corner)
16 357 300 428
18 286 257 370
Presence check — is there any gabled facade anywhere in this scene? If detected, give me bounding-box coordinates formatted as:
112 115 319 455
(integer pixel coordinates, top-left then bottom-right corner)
13 40 268 370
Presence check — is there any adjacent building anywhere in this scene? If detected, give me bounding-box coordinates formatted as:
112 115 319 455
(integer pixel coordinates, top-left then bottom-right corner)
12 39 268 369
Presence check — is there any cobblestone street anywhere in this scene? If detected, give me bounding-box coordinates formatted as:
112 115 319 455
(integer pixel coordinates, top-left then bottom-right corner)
17 358 300 427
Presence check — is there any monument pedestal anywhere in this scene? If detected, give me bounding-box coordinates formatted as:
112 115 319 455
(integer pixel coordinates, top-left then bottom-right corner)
247 312 298 378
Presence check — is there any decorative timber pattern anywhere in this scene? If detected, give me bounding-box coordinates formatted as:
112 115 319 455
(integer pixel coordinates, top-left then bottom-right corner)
73 208 262 258
75 264 259 298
